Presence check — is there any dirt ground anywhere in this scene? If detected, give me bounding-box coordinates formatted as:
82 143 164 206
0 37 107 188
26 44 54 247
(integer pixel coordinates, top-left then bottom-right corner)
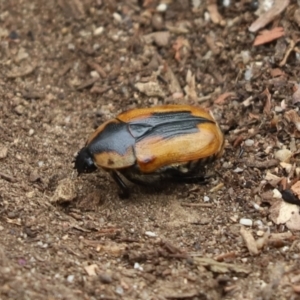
1 0 300 299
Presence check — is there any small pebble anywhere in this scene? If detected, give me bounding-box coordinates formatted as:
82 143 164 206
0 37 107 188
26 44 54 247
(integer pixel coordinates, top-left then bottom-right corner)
156 3 168 12
134 262 143 271
28 129 34 136
275 149 292 162
99 273 112 284
222 162 232 169
14 105 24 115
254 220 263 227
244 139 254 147
93 43 100 51
272 188 282 199
256 230 264 237
94 26 104 36
233 167 243 173
68 43 75 51
67 275 74 283
203 196 210 202
113 12 122 23
145 231 157 237
253 203 261 210
90 71 100 78
239 218 253 227
115 286 124 295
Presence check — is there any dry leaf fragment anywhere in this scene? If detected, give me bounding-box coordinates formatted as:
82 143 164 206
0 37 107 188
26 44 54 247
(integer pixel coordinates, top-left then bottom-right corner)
253 27 285 46
184 70 197 100
284 110 300 132
214 92 236 105
269 200 300 231
291 181 300 198
262 88 271 115
173 37 191 62
240 226 259 255
292 85 300 104
162 63 182 94
249 0 290 32
270 68 285 77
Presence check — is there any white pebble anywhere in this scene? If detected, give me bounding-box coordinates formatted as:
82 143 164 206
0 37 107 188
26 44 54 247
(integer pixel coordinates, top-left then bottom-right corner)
28 129 34 136
134 262 143 271
254 220 263 227
67 275 74 283
256 230 264 237
239 218 253 227
233 167 243 173
272 188 282 199
145 231 157 237
244 68 253 81
223 0 231 7
68 43 75 51
203 196 210 202
156 3 168 12
90 71 100 78
244 139 254 147
253 203 261 210
113 12 122 23
115 286 124 295
94 26 104 36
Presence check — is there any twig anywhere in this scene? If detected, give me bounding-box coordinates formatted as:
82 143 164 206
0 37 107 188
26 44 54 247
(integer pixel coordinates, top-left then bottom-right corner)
181 202 213 208
0 172 17 182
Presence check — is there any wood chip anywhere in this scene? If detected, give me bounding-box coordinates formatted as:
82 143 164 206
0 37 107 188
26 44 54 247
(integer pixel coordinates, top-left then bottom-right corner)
240 226 259 255
84 264 98 276
249 0 290 32
206 1 225 26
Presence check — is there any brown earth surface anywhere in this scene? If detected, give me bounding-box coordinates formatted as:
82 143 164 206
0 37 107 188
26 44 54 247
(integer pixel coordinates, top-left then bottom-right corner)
1 0 300 299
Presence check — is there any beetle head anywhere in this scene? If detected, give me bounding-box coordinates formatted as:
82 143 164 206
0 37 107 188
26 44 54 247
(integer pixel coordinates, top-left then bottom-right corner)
74 147 97 175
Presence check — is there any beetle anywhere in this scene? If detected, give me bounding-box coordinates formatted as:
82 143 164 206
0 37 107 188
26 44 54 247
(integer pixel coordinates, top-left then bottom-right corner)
74 105 224 198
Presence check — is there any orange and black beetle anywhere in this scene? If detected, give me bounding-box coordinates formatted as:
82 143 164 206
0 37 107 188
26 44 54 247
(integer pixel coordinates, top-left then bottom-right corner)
74 105 224 198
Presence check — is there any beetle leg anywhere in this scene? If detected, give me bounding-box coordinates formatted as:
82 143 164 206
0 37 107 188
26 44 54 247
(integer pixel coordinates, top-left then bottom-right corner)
170 175 207 184
110 171 130 199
